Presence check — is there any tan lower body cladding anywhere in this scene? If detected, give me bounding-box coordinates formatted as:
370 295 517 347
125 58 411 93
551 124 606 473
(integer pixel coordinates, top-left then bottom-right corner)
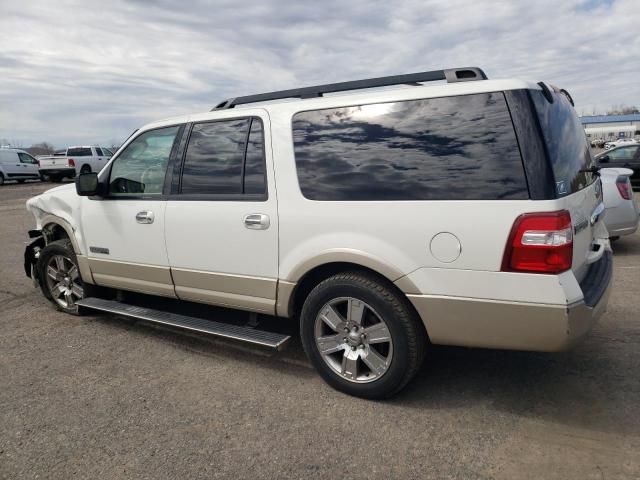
88 258 176 298
406 294 604 352
88 259 277 314
171 268 276 314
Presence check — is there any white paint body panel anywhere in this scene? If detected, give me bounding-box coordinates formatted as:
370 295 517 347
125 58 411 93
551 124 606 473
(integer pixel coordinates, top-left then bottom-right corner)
81 199 170 267
600 167 640 237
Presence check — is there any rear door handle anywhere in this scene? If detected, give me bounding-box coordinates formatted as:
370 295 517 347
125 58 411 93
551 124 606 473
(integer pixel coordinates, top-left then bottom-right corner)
136 211 154 224
243 213 270 230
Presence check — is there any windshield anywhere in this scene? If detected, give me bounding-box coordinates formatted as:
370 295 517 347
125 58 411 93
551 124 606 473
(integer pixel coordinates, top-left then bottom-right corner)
532 90 596 197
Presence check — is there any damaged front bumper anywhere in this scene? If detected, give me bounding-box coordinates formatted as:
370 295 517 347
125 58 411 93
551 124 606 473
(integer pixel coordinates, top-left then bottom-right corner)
24 230 45 286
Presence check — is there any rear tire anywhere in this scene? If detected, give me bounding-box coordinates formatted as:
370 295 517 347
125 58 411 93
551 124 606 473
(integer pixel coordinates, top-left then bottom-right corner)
300 271 427 399
49 175 62 183
0 173 4 186
80 165 91 174
36 239 100 315
39 172 48 182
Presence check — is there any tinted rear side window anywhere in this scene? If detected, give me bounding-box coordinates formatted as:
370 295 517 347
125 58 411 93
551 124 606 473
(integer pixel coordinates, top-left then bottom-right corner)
244 119 266 195
180 117 266 196
531 90 595 196
292 93 528 201
67 147 92 157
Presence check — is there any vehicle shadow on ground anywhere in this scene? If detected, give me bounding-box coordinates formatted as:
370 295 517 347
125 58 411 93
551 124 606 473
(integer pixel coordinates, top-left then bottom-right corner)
611 234 640 255
396 338 640 438
82 291 640 439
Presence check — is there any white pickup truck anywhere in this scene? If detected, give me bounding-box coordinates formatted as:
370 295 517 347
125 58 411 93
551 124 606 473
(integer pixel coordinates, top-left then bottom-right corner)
38 146 113 182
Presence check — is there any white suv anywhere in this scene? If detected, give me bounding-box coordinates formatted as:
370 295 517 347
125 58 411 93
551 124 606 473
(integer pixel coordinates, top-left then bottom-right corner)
24 68 613 398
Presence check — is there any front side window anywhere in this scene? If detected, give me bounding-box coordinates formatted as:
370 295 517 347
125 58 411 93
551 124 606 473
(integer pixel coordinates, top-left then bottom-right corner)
109 125 180 195
292 93 527 201
18 152 37 164
180 117 266 196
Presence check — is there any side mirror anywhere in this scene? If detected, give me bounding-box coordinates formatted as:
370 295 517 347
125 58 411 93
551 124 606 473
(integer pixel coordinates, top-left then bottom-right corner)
75 172 99 196
599 155 610 163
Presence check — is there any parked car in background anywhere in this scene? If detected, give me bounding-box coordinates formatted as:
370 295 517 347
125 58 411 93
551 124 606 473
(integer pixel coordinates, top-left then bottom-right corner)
604 138 637 150
38 146 113 182
0 148 40 185
596 145 640 189
600 168 639 239
590 138 606 148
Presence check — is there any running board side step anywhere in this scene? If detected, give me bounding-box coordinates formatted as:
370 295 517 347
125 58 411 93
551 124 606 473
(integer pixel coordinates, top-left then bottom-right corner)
76 297 291 350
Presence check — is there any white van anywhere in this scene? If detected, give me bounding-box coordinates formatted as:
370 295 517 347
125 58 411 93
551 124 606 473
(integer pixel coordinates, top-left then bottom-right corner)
0 148 40 185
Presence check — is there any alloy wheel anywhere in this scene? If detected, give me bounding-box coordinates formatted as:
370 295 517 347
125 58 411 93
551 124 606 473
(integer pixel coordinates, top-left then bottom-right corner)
44 254 84 309
314 297 393 383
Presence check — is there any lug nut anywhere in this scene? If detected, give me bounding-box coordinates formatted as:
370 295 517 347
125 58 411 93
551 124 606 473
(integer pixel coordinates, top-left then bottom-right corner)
351 346 356 351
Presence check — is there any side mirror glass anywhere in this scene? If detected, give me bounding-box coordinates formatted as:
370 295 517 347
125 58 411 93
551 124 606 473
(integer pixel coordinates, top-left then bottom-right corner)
75 172 99 196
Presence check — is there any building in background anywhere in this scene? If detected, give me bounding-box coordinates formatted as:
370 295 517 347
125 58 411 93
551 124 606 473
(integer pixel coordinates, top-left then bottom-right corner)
581 114 640 141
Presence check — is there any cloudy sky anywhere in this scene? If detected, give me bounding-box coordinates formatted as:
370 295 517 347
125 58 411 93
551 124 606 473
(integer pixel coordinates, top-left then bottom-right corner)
1 0 638 148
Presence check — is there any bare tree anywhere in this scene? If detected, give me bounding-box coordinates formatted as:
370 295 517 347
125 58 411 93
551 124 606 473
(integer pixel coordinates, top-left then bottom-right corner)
26 142 56 157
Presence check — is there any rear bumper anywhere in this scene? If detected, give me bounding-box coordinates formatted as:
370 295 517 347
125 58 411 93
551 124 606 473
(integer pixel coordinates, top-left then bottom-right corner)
604 202 640 237
407 252 613 352
39 168 75 177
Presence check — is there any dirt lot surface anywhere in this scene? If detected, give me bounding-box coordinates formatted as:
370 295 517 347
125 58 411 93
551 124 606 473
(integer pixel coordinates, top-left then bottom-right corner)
1 181 639 479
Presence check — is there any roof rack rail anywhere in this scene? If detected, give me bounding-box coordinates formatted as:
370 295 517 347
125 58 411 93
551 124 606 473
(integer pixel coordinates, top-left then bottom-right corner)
212 67 487 110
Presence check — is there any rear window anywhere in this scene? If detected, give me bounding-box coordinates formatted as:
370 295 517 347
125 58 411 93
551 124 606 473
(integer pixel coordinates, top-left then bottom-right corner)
531 90 596 196
292 92 528 201
67 147 93 157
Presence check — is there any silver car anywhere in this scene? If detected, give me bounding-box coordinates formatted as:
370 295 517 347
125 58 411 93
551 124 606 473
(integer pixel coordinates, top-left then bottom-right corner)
600 168 639 239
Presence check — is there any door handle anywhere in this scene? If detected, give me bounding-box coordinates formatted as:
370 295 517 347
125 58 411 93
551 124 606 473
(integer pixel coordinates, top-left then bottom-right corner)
243 213 270 230
136 211 155 224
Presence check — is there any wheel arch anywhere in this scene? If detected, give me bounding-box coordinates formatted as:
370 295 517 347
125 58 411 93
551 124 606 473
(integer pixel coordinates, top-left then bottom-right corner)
277 254 422 321
39 215 94 284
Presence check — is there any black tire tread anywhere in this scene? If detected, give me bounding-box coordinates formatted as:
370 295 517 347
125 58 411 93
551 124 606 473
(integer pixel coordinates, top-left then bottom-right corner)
37 238 101 316
300 270 427 399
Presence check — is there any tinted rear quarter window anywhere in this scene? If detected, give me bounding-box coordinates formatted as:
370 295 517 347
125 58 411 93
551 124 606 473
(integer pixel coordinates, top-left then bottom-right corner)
180 117 266 196
67 147 93 157
292 92 528 201
531 91 595 196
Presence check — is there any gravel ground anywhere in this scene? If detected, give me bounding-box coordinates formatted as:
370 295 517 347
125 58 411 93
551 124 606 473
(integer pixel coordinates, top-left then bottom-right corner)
1 181 639 480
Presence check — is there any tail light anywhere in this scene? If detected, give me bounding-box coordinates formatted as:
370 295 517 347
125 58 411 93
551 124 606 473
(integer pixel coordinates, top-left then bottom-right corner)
502 210 573 274
68 158 75 167
616 176 632 200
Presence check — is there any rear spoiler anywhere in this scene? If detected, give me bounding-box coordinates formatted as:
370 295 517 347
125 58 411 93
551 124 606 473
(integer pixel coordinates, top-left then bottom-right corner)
538 82 575 107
